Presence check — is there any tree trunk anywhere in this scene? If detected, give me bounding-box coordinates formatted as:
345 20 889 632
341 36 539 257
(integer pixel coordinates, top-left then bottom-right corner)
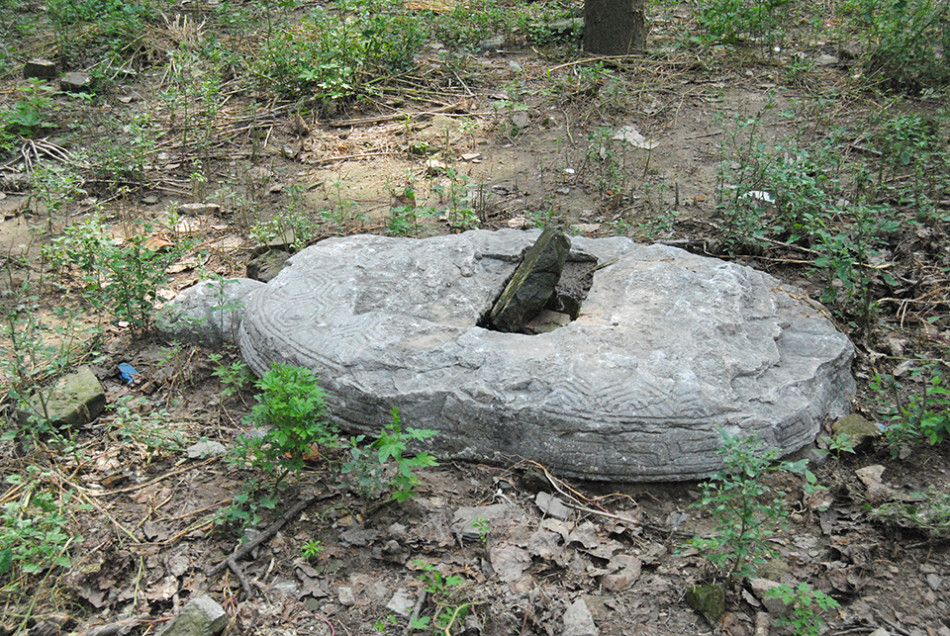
583 0 646 55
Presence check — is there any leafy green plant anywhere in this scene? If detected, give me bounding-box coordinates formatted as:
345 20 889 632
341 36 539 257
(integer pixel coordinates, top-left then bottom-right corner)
432 168 481 231
871 486 950 538
0 469 84 585
254 0 424 104
341 407 438 502
209 353 253 397
43 214 179 332
764 582 839 636
252 184 317 251
216 478 279 531
872 359 950 454
839 0 950 91
432 0 506 51
689 431 808 579
301 538 324 560
694 0 794 51
108 396 185 461
28 161 86 233
0 80 57 151
45 0 159 64
410 560 470 633
238 363 337 489
471 517 490 545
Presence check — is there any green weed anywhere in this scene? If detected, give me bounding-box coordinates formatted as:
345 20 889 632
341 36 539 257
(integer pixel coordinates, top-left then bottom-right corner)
409 560 470 633
237 362 337 489
839 0 950 91
689 431 809 579
341 407 438 502
0 469 85 586
871 486 950 539
872 358 950 454
764 582 839 636
108 396 186 462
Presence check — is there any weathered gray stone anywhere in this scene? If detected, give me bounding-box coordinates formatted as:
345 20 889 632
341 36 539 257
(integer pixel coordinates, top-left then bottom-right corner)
60 72 92 93
157 278 264 347
237 230 855 482
179 203 221 215
246 249 290 283
562 598 599 636
18 366 105 427
156 594 227 636
489 227 571 332
23 58 57 79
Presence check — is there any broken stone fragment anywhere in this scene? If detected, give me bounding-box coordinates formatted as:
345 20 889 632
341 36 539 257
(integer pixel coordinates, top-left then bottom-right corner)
156 594 227 636
562 598 599 636
17 366 105 428
489 227 571 332
246 249 290 283
60 72 92 93
178 202 221 215
24 58 57 79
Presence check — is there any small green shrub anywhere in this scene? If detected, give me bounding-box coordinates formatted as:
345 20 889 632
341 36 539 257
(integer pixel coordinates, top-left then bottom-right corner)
409 560 470 633
839 0 950 91
872 359 950 453
254 0 424 103
694 0 794 50
1 273 93 436
342 407 438 502
871 486 950 538
0 470 84 584
432 0 505 51
43 215 179 331
0 80 57 152
251 184 316 251
45 0 159 63
689 431 808 579
764 582 839 636
237 363 337 488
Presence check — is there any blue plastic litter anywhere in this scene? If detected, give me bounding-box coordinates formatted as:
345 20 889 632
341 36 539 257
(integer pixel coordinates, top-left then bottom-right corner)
118 363 140 385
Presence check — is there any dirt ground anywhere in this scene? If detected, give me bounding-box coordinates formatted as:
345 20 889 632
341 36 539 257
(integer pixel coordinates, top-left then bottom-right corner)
1 1 949 635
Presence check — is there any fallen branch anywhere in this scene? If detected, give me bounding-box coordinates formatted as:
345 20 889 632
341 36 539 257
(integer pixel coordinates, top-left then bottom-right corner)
208 491 340 578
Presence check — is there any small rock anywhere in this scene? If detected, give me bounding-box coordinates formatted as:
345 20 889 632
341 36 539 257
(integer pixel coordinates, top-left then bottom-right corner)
156 594 228 636
562 598 598 636
17 366 106 428
24 58 57 79
337 586 356 606
60 72 92 93
142 195 160 205
535 491 572 520
749 578 791 616
507 216 529 229
815 53 839 66
385 588 415 616
855 464 894 503
179 203 221 215
478 35 505 52
868 629 892 636
461 152 482 161
510 111 530 129
926 573 942 591
425 158 447 176
832 413 881 449
571 223 601 234
602 555 641 591
685 584 726 624
525 309 571 334
186 440 227 458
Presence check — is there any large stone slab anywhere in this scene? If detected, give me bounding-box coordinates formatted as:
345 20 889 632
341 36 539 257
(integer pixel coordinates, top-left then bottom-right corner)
237 230 855 482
